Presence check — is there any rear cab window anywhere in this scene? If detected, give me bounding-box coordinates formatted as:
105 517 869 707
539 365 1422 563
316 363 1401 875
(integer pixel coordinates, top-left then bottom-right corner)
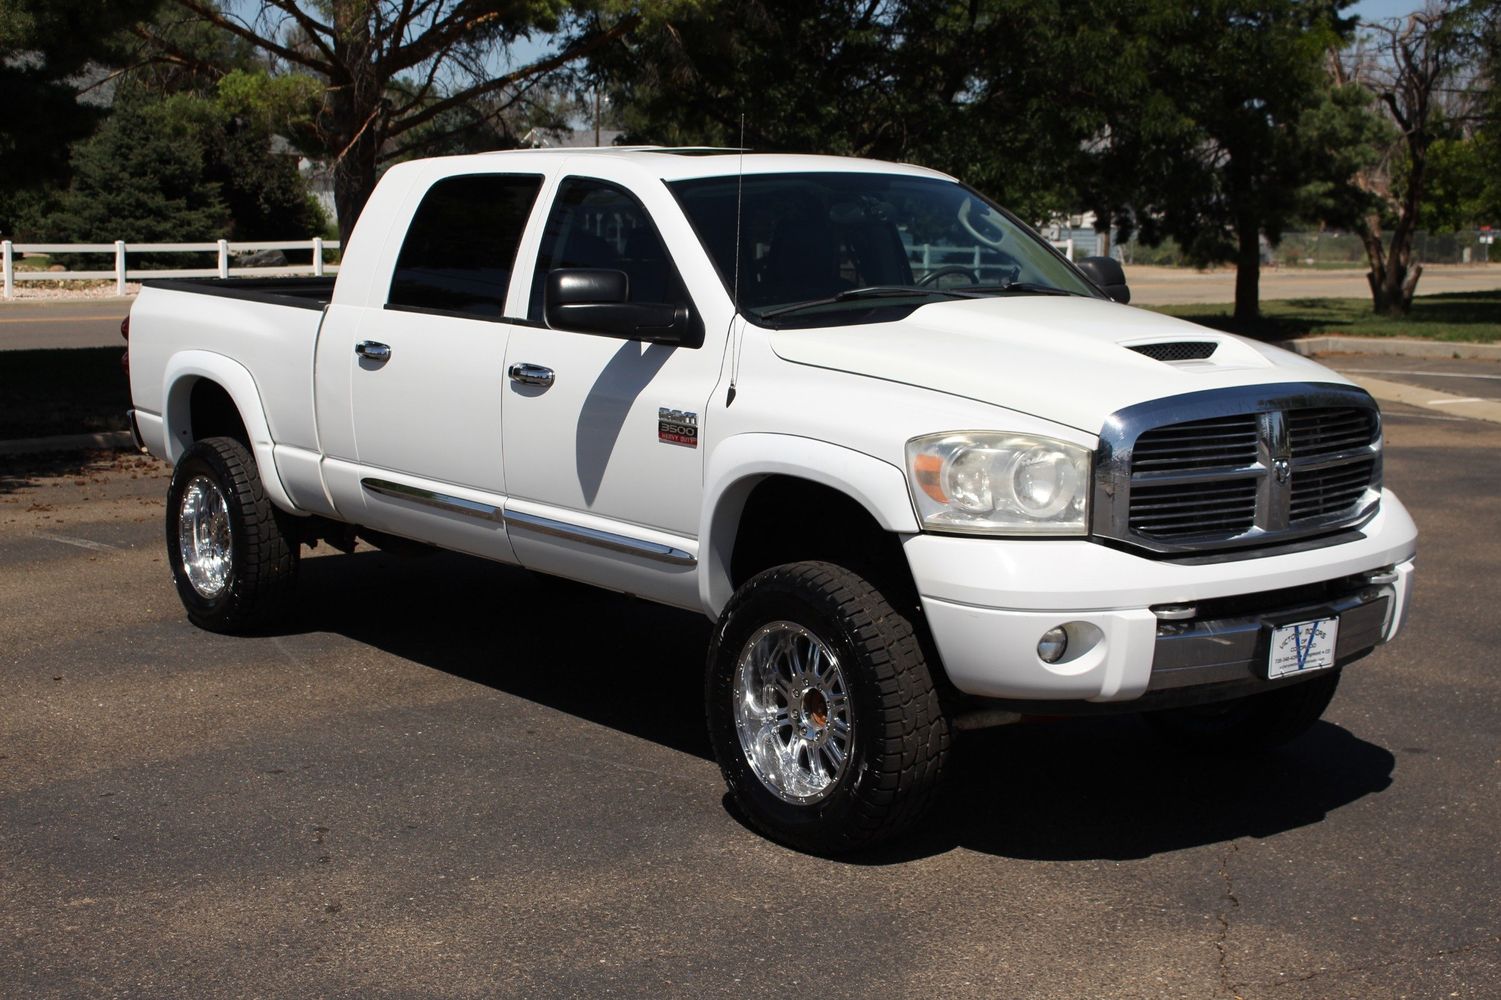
388 173 544 319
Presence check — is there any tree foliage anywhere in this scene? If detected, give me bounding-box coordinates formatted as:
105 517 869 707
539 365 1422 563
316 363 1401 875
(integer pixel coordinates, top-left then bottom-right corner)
1336 2 1491 314
38 86 325 249
592 0 1123 223
0 0 161 232
140 1 659 242
597 0 1367 319
1078 1 1358 320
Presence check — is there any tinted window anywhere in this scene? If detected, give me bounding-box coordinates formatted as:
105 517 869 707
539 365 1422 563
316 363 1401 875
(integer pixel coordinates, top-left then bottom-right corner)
389 173 543 318
669 172 1098 325
528 178 686 324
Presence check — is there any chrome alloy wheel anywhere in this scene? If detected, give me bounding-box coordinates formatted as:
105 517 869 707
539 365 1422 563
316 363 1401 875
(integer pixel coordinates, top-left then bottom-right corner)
732 621 854 805
177 475 233 599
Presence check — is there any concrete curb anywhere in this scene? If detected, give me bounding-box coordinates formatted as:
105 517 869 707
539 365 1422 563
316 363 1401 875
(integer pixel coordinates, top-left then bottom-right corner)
0 431 136 457
1278 335 1501 362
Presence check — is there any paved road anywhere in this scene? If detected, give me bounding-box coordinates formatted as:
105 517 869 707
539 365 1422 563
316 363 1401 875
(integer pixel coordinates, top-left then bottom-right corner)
2 405 1498 998
0 299 130 350
1326 356 1501 403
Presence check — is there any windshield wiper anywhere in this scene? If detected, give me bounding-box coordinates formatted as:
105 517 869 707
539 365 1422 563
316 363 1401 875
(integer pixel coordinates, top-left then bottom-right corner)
969 282 1083 297
757 285 973 320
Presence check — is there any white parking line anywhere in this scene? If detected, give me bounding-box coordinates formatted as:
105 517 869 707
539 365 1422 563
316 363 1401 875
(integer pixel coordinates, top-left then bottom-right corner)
1336 368 1501 381
40 533 116 552
1428 397 1486 405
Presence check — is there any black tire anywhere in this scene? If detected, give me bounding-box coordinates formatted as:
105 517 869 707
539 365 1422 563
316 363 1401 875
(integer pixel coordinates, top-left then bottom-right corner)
1142 670 1341 753
165 436 299 633
706 561 951 854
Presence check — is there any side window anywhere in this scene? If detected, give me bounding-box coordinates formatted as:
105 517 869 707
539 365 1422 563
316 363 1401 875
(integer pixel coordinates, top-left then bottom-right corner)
528 177 688 325
388 173 543 319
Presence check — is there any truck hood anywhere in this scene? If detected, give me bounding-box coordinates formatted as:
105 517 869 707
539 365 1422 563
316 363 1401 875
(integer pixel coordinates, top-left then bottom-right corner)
767 296 1350 435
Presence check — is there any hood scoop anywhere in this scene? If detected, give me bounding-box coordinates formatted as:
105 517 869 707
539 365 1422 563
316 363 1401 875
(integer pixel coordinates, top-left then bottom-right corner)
1127 341 1219 362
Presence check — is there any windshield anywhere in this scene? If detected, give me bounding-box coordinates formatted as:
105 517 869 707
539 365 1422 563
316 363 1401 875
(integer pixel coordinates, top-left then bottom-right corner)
668 172 1099 326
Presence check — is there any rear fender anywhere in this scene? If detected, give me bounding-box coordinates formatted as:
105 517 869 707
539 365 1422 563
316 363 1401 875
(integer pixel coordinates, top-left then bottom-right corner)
161 350 301 515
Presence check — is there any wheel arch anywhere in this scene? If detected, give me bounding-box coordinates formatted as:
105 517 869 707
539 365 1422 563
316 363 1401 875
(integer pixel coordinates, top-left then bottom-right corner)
161 350 301 515
699 434 921 616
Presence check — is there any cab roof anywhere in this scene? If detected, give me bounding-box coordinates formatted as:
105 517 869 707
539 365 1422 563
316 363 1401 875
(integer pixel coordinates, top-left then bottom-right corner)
461 146 956 183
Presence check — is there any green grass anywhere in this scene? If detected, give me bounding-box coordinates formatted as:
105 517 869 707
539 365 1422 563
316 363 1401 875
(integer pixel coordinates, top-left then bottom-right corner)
1146 290 1501 344
0 348 131 439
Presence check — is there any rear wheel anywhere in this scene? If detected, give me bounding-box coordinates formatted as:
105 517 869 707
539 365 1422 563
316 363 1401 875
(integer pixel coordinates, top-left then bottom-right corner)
166 436 299 632
1142 670 1341 753
706 561 950 854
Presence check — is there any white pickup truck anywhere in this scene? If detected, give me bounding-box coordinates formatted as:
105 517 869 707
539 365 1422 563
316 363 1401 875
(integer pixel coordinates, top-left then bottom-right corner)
126 148 1417 852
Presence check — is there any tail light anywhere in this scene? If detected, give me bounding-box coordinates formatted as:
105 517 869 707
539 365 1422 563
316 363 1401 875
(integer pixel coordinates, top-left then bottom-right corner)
121 314 130 376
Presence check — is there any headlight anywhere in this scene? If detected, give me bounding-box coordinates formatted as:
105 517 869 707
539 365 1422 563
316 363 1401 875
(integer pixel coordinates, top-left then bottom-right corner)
906 432 1091 535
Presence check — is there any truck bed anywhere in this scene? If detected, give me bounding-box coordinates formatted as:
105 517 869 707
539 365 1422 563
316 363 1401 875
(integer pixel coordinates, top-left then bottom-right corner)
142 276 336 311
128 277 332 470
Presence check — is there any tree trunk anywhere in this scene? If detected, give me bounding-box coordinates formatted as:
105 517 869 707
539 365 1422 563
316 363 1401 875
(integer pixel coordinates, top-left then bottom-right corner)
332 118 379 248
1233 218 1261 322
1360 215 1390 313
328 2 381 248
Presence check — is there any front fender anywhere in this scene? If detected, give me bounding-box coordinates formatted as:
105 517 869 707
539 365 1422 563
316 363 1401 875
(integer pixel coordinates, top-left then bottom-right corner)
161 349 301 515
699 433 919 615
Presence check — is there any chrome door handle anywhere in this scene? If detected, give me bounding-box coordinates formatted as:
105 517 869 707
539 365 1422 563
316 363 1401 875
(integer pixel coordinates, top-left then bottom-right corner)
356 340 392 362
508 363 554 387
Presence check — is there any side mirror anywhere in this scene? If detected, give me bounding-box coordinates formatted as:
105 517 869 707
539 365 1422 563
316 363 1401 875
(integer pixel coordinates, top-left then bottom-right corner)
1075 256 1130 304
544 268 691 344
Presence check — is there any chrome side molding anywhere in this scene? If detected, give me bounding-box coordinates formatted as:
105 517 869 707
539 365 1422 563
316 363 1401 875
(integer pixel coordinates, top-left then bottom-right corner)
362 478 504 522
503 509 696 566
359 478 696 566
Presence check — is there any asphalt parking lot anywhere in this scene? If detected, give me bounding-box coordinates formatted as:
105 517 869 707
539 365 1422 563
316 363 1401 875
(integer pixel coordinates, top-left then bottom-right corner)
2 399 1498 999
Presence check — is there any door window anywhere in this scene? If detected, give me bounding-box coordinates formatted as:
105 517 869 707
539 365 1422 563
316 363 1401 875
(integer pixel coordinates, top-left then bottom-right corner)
388 173 543 319
527 177 692 328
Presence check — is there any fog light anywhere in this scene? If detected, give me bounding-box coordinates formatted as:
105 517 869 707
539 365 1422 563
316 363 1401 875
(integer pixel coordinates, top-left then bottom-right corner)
1037 626 1068 663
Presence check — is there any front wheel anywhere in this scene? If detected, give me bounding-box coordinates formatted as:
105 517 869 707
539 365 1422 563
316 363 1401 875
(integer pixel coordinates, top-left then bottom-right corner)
706 562 951 854
165 436 299 633
1142 670 1341 753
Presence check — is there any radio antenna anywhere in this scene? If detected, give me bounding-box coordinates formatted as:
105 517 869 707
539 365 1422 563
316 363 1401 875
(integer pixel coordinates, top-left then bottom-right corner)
727 113 746 406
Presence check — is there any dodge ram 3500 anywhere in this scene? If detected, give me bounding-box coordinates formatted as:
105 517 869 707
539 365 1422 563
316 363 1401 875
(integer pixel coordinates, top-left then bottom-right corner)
126 148 1417 852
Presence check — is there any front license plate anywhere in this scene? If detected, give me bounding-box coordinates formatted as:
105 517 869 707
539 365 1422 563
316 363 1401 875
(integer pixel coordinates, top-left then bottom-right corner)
1268 618 1340 679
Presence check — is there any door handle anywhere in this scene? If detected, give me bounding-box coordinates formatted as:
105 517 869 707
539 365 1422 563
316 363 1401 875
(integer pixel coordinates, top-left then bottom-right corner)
508 363 554 387
356 340 391 362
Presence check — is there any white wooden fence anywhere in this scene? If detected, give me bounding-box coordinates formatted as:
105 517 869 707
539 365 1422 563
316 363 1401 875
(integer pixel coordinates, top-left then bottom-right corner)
0 239 340 299
1 235 1072 301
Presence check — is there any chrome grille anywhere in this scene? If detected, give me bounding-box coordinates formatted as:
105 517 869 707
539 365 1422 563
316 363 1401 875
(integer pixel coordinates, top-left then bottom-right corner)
1291 458 1378 522
1094 385 1383 556
1129 479 1257 538
1132 415 1259 473
1288 408 1378 457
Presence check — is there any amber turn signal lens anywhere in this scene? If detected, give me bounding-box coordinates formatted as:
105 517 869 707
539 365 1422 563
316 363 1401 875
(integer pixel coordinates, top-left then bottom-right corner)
913 453 946 502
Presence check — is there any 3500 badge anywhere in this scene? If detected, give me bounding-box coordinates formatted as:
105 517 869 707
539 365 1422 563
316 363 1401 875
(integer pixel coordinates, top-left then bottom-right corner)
658 407 698 448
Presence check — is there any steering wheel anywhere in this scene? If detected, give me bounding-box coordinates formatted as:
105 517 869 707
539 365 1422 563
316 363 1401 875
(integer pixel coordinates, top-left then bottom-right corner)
957 197 1007 247
918 266 979 287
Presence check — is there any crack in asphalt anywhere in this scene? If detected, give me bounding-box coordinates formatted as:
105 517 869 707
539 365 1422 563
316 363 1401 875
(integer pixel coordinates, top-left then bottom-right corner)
1216 842 1243 1000
1232 934 1501 992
